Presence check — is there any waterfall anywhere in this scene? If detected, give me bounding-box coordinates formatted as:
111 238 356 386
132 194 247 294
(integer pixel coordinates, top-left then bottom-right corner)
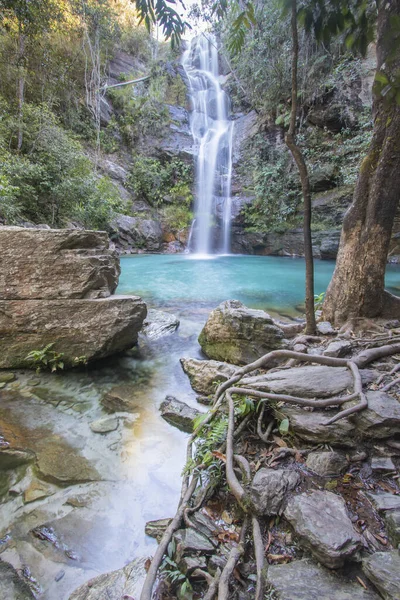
182 34 234 255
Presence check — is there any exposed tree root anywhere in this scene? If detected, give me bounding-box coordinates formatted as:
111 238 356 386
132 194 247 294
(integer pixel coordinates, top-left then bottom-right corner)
382 376 400 392
141 341 400 600
140 476 198 600
217 517 248 600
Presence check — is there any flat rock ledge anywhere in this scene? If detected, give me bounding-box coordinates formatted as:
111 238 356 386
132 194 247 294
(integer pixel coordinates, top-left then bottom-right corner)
268 559 380 600
284 490 361 568
198 299 287 365
0 228 147 368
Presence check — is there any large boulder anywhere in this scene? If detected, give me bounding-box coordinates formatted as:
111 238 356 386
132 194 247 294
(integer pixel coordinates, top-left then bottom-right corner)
111 214 163 253
0 296 146 368
0 228 119 299
284 491 361 568
198 300 286 365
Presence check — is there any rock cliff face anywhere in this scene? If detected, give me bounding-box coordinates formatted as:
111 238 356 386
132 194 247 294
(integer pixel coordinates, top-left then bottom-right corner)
0 228 146 368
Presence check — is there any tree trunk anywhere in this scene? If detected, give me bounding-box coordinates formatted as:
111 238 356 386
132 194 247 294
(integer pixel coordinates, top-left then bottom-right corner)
323 1 400 326
285 0 316 334
17 28 26 152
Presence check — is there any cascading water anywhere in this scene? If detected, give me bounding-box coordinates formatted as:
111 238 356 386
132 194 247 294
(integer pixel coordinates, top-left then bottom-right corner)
182 34 234 255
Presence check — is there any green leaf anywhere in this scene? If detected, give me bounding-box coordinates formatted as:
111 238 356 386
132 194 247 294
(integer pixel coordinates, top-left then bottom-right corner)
279 418 290 435
375 71 389 86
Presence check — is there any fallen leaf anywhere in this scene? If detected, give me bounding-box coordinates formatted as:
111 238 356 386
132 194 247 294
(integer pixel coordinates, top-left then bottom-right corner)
144 558 152 572
273 436 288 448
356 576 367 590
267 554 292 564
212 451 226 462
221 510 233 525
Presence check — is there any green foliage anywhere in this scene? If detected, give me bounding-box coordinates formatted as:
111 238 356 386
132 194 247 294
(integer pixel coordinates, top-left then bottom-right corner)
160 543 193 600
25 343 64 374
0 101 124 228
108 75 169 145
314 291 325 310
128 155 193 208
134 0 189 48
278 417 289 435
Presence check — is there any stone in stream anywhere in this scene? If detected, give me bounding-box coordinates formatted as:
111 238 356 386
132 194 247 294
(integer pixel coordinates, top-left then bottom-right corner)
23 479 55 504
101 384 140 413
89 416 119 434
0 372 16 384
145 518 172 542
306 451 348 477
141 309 180 339
0 559 36 599
267 558 380 600
198 300 286 365
0 296 146 369
250 468 300 515
36 438 100 485
69 557 146 600
0 228 120 300
363 551 400 600
180 357 236 395
159 396 200 433
284 490 361 568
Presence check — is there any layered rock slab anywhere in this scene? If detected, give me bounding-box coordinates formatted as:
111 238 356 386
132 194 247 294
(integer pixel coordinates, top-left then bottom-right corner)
0 296 146 368
0 228 120 300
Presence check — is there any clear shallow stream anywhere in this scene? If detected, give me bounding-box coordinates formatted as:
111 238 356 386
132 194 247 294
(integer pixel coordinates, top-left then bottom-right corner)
2 254 400 599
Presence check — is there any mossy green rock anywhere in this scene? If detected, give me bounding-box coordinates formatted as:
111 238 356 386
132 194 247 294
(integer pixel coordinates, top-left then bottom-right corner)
198 300 286 365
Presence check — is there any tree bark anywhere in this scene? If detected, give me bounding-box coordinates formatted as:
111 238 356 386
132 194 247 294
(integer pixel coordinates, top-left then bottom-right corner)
323 0 400 326
285 0 316 334
17 27 26 152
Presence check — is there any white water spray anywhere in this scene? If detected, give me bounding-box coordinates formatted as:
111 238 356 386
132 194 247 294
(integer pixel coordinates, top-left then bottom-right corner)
182 34 234 255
